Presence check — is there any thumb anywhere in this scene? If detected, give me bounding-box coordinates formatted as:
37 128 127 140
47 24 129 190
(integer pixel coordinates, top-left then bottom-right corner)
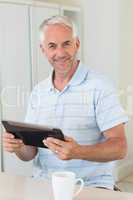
65 136 73 142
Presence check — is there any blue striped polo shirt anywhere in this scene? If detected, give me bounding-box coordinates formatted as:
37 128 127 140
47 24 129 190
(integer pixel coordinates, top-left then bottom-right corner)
25 62 128 189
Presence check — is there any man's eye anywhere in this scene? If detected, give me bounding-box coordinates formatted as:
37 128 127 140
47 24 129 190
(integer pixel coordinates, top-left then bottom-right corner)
63 42 71 48
48 45 56 49
64 42 70 46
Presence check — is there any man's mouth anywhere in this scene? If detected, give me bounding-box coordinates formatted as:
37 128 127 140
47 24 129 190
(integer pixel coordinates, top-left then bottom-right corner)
54 57 70 63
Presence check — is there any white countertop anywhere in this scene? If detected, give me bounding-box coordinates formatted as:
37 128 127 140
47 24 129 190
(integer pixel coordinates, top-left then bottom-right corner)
0 172 133 200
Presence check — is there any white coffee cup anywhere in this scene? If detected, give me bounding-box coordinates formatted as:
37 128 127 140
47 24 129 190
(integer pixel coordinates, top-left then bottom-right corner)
52 171 84 200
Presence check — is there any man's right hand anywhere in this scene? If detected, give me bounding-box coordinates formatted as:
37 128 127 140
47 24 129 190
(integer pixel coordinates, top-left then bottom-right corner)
3 132 25 153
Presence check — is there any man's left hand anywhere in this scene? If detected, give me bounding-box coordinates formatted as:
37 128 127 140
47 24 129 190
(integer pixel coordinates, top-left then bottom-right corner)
43 136 80 160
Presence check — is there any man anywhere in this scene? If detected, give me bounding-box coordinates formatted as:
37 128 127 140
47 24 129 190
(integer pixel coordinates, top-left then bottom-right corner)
3 15 128 190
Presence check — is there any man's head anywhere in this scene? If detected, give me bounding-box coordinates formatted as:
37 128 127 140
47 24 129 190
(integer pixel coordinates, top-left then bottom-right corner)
39 15 80 75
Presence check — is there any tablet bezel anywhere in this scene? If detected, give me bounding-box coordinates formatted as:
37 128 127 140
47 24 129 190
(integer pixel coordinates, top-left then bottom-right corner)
2 120 65 148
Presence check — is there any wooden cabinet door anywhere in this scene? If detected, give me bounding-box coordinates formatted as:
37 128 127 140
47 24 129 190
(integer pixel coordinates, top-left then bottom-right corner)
0 3 32 176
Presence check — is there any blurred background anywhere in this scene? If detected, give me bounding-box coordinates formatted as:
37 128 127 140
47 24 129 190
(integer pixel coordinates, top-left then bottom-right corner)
0 0 133 192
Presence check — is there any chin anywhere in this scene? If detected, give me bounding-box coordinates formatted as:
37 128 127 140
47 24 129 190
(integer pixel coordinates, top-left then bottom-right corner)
54 63 71 70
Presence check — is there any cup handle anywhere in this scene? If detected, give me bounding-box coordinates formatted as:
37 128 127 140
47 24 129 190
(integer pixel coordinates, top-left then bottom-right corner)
74 178 84 197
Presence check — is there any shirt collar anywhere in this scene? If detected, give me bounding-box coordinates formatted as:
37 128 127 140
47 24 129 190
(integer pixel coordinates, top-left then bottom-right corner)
67 61 88 87
46 61 89 92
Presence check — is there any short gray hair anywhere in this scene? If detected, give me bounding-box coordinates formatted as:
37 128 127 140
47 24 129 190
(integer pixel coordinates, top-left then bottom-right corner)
39 15 78 42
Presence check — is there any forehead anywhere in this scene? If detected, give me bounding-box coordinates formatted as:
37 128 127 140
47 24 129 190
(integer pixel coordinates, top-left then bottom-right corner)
43 24 73 43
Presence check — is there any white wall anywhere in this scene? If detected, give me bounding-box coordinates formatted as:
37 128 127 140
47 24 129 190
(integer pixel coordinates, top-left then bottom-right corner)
82 0 120 85
117 0 133 179
82 0 133 180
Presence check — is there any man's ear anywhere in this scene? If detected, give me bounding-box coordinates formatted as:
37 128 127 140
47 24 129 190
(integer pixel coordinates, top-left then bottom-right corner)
40 44 45 53
75 37 80 50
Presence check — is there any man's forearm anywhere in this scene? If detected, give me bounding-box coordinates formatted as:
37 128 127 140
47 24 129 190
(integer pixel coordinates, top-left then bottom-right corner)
75 137 127 162
15 146 37 161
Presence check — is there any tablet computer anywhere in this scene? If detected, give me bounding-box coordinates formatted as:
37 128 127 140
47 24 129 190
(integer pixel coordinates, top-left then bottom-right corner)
2 120 65 148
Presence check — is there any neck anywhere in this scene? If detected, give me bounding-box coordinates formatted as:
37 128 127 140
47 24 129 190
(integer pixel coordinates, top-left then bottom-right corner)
53 60 79 91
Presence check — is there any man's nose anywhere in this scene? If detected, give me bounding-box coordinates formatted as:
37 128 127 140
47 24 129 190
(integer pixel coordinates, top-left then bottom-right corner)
56 47 66 57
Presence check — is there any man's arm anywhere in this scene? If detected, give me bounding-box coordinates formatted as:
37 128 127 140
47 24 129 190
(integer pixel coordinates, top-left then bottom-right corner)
74 124 127 162
43 123 127 162
3 132 38 161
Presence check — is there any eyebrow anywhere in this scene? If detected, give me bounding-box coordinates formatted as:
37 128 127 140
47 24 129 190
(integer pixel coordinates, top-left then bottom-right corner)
63 40 71 44
48 42 56 46
48 40 72 45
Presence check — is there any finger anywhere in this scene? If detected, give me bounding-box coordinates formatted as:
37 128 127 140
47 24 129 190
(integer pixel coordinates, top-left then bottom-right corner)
43 140 62 153
3 138 23 145
43 139 48 147
4 142 24 149
46 137 66 147
3 139 24 151
4 145 18 151
3 133 15 139
4 144 24 153
64 136 73 142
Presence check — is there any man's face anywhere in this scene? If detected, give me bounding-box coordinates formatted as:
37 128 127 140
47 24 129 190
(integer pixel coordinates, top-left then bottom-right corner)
40 24 80 74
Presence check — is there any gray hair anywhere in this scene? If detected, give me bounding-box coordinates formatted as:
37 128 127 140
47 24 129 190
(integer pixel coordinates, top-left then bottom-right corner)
39 15 78 42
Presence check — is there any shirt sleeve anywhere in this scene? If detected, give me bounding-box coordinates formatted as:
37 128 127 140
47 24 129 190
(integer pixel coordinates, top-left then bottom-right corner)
95 80 128 132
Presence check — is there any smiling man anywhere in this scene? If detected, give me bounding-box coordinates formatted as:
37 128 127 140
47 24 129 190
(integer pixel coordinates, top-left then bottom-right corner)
3 15 128 190
40 18 80 91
